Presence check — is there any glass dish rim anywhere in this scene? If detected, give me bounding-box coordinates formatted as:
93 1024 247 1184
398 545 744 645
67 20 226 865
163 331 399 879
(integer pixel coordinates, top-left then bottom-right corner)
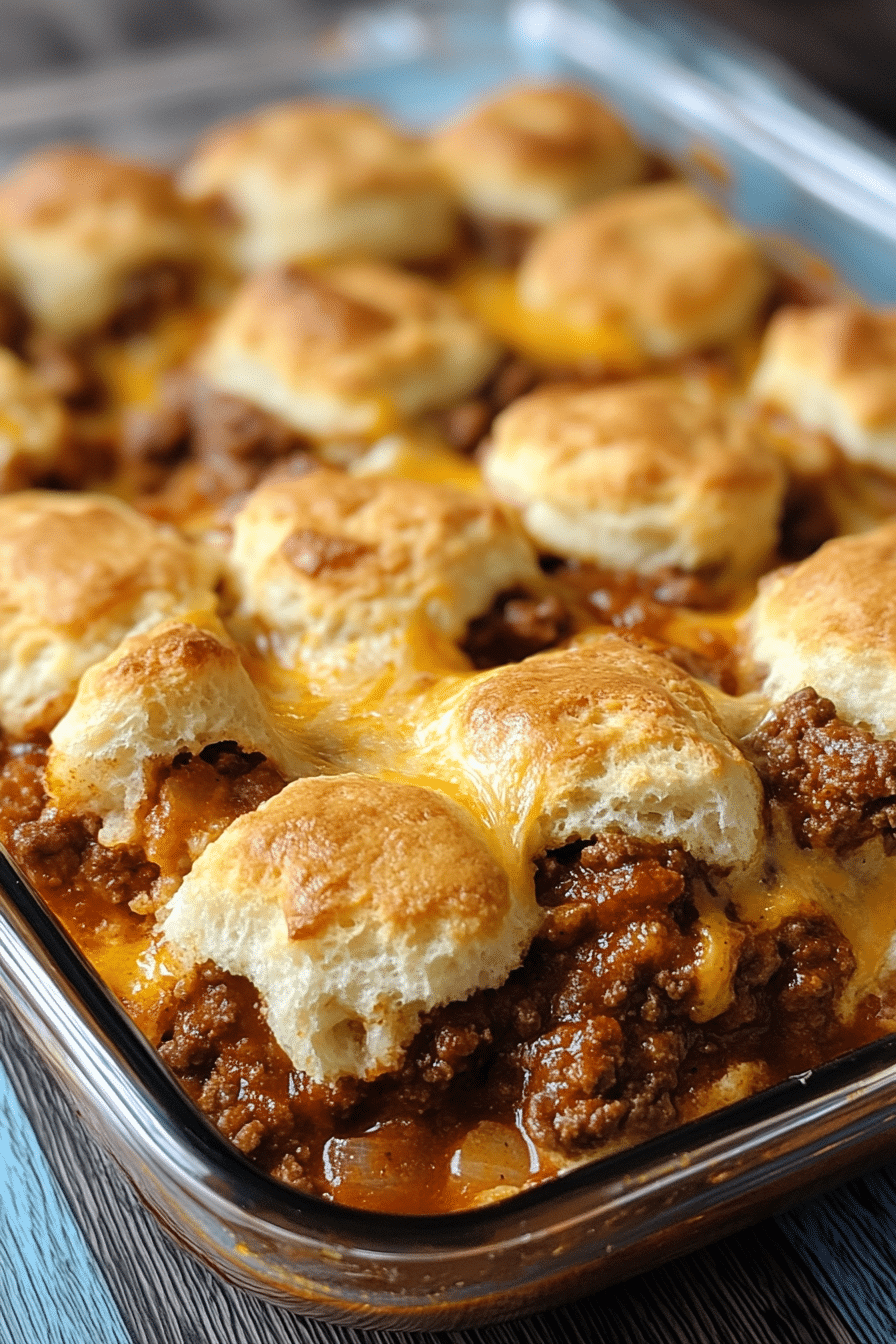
5 832 896 1248
1 0 896 1262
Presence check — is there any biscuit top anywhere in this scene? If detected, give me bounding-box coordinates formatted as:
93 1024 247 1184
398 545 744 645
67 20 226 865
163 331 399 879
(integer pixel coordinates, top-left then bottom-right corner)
518 182 769 355
0 146 201 336
0 146 188 228
180 101 457 269
229 468 541 663
753 305 896 429
0 491 220 736
46 618 308 846
432 82 644 223
746 522 896 738
483 377 785 577
488 376 780 509
417 635 763 866
242 775 509 940
163 774 539 1081
201 263 458 389
0 491 214 630
197 261 502 433
750 305 896 473
183 101 443 208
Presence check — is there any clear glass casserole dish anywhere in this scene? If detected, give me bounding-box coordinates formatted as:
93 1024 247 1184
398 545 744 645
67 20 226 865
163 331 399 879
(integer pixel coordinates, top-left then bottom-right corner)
4 0 896 1327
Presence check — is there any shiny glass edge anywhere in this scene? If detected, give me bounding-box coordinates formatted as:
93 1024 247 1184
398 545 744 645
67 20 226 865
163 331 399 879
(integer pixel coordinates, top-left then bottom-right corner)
0 0 896 1324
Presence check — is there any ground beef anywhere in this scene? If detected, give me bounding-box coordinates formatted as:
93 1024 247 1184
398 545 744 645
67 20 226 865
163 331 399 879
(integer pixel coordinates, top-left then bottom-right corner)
0 739 281 916
461 587 571 668
746 687 896 851
120 392 191 495
107 260 194 339
430 354 540 453
190 383 309 469
1 722 863 1199
575 561 718 621
137 745 287 908
26 332 103 408
466 216 537 268
159 963 353 1190
123 372 313 503
8 809 159 907
778 478 838 562
552 560 738 691
0 737 161 907
772 914 855 1037
0 289 29 352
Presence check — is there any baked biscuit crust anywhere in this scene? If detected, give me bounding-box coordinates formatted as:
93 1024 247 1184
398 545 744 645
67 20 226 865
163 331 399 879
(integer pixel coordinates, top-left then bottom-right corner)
197 262 502 438
163 774 539 1081
228 468 542 668
745 521 896 738
46 619 308 846
433 82 644 225
518 182 770 356
181 101 458 268
751 304 896 472
0 491 219 734
415 635 763 866
483 377 785 580
0 146 202 339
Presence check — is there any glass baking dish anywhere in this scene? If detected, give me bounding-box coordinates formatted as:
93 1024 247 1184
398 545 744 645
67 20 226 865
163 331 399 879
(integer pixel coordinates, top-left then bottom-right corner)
4 0 896 1327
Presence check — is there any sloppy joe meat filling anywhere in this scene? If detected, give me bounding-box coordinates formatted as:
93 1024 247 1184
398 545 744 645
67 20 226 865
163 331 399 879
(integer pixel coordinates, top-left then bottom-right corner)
0 736 875 1213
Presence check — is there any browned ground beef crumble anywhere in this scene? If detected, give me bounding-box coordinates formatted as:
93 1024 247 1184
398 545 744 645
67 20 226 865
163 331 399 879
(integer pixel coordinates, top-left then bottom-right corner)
108 261 195 339
747 687 896 851
0 731 873 1206
461 586 571 667
430 353 540 453
144 832 855 1195
122 373 314 501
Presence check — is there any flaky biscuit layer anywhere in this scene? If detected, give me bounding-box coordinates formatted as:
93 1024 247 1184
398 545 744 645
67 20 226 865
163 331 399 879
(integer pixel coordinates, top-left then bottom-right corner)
163 774 539 1081
484 376 784 579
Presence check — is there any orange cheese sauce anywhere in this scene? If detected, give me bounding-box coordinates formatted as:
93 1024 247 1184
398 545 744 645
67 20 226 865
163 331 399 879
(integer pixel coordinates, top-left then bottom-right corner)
454 264 646 371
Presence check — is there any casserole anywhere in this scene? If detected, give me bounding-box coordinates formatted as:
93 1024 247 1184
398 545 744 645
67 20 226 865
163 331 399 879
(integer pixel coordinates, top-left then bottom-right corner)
3 0 896 1325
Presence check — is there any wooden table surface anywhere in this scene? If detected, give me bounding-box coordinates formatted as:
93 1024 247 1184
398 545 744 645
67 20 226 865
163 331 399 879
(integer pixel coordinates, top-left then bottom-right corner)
2 2 896 1341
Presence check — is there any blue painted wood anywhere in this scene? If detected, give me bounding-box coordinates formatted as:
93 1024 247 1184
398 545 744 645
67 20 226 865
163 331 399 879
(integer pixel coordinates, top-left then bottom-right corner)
0 1054 132 1344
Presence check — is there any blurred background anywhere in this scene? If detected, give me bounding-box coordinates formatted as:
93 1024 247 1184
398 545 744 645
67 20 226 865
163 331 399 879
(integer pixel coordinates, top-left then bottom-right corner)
0 0 890 140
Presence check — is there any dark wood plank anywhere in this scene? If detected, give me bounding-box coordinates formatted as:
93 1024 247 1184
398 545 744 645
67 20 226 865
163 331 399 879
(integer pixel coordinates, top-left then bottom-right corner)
780 1169 896 1344
0 1000 856 1344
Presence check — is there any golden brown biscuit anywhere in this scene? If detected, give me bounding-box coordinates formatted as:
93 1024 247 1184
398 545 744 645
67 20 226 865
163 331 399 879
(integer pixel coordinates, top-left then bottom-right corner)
483 377 785 579
518 183 770 357
745 521 896 737
197 262 503 439
0 491 220 735
162 774 539 1081
228 468 542 670
414 635 764 866
0 348 68 491
0 146 202 339
180 101 458 269
432 82 644 225
46 619 311 846
750 304 896 473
